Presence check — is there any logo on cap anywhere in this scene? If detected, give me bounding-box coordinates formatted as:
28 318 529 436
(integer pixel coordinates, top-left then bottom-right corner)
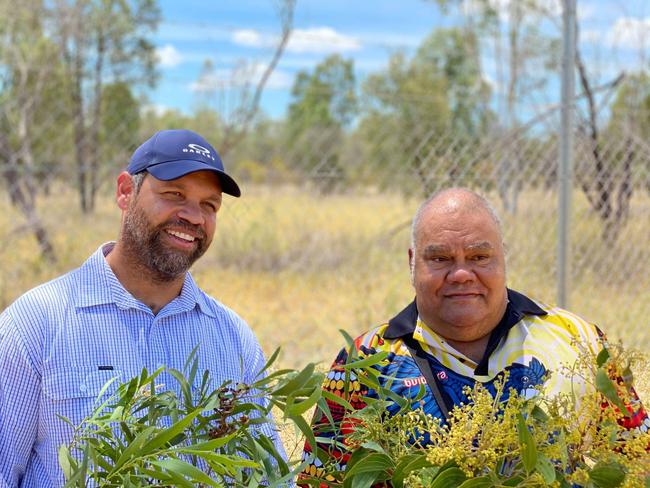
183 143 215 161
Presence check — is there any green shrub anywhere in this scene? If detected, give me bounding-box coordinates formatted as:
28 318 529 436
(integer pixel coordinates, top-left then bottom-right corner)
58 348 324 487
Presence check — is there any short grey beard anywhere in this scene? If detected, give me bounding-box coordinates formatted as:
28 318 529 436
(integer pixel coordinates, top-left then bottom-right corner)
121 202 205 282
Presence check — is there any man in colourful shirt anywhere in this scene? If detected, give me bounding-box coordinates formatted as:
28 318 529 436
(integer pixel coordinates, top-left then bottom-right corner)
0 129 285 487
299 188 648 483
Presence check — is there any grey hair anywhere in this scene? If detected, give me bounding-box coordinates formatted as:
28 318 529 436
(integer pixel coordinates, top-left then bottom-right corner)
131 171 148 195
409 188 503 252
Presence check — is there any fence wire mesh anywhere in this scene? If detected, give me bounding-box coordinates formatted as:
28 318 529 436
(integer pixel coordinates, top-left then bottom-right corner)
0 11 649 368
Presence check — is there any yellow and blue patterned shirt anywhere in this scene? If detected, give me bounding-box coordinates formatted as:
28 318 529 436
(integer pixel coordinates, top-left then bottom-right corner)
299 288 648 483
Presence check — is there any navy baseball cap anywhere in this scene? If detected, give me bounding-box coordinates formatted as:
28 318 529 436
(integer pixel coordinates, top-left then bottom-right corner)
128 129 241 197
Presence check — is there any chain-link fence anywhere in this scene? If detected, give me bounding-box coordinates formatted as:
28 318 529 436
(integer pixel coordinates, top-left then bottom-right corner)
1 6 649 369
1 95 648 367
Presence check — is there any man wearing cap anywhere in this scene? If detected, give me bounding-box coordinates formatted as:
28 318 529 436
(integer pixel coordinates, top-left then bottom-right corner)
0 129 284 487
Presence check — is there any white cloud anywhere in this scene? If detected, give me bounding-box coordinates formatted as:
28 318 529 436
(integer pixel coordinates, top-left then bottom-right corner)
607 17 650 49
580 29 602 44
156 44 183 68
231 26 361 54
288 27 361 53
357 32 421 49
232 29 264 47
190 62 293 93
577 3 595 21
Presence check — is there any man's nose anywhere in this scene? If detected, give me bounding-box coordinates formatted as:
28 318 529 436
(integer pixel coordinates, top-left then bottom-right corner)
447 262 474 283
177 201 204 226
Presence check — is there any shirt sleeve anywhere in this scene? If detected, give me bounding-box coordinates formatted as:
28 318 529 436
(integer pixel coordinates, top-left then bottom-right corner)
594 327 649 439
297 347 370 486
0 311 41 487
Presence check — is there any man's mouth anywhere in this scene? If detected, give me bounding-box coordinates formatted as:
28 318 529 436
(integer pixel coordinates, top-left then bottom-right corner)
165 229 197 242
445 292 481 299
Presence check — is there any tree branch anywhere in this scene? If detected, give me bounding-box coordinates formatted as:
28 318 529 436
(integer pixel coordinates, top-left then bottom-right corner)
218 0 295 156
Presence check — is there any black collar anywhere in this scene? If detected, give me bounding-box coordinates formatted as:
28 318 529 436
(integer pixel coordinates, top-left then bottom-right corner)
383 288 547 375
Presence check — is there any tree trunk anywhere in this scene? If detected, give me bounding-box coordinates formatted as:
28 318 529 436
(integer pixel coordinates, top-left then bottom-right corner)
88 26 105 213
0 133 57 264
71 48 89 213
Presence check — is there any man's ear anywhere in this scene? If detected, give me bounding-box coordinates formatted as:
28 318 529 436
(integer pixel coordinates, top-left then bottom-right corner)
408 248 415 281
116 172 135 211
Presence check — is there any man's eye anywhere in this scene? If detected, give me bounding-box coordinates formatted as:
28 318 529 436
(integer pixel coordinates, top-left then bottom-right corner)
202 202 218 212
471 255 489 261
430 256 448 263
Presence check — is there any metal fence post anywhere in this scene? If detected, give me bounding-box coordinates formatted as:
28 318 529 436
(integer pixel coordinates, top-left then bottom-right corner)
558 0 576 308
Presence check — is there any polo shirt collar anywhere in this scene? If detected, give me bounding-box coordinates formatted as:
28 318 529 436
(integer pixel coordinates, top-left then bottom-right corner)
74 242 215 317
383 288 547 374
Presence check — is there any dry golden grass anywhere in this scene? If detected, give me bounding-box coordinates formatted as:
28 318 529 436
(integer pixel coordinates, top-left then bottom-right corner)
0 183 648 407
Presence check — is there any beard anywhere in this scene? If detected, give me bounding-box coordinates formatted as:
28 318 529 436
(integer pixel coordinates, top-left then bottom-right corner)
121 201 210 282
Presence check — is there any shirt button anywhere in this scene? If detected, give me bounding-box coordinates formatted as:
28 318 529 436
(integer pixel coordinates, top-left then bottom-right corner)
79 384 87 393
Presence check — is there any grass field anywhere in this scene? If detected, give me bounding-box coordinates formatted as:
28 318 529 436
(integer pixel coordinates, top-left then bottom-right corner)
0 182 648 410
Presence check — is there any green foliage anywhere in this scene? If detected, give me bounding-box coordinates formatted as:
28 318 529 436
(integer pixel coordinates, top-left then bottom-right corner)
358 27 493 196
303 345 650 487
609 73 650 136
287 54 357 135
59 348 324 487
0 0 160 213
285 54 357 193
100 82 141 166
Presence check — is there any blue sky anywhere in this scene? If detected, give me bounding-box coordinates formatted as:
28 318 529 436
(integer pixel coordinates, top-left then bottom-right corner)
150 0 650 120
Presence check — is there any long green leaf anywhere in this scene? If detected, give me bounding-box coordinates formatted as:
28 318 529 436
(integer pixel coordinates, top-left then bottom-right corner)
141 407 203 453
517 412 537 474
58 445 73 481
431 466 467 488
344 452 394 477
595 369 631 416
589 462 626 488
257 347 281 378
168 368 193 408
149 458 222 487
345 472 378 488
110 425 157 473
286 382 322 417
289 412 318 460
535 454 556 484
183 343 201 372
150 464 196 488
321 389 354 410
340 351 389 370
457 476 493 488
391 453 435 488
174 433 237 452
196 451 258 471
596 348 610 368
273 363 316 396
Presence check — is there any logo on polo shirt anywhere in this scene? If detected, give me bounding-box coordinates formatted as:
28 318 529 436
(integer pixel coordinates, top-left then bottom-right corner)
183 143 215 161
403 376 426 387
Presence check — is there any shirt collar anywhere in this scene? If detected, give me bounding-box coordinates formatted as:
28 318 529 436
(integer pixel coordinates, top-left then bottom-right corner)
475 288 546 374
74 242 215 317
383 288 547 373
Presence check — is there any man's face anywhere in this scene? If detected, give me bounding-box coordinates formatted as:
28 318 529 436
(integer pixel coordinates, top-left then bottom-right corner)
121 171 222 281
409 205 507 344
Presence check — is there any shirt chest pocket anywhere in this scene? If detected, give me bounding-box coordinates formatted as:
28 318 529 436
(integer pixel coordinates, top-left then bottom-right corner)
42 368 124 401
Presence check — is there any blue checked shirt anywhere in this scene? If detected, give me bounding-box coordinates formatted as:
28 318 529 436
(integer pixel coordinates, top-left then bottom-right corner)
0 243 285 487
